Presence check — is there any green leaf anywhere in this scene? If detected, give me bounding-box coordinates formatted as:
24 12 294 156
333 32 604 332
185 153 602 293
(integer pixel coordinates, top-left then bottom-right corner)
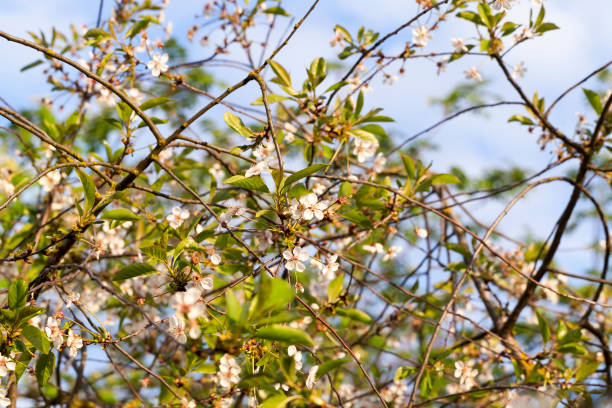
535 22 559 34
477 2 492 29
583 89 603 115
263 6 290 16
456 11 484 26
9 278 28 310
260 395 301 408
36 352 55 386
75 169 96 211
339 181 352 197
282 164 327 191
576 360 600 382
84 28 111 39
335 308 372 323
535 311 550 343
401 154 416 180
140 96 172 111
317 359 350 377
126 19 152 39
18 306 45 322
268 60 292 88
254 325 314 346
20 60 43 72
251 94 290 105
113 263 157 281
223 112 254 137
226 290 243 323
101 208 140 222
15 347 33 382
22 325 50 354
508 114 535 125
430 174 460 186
327 273 344 302
254 276 295 316
224 175 269 193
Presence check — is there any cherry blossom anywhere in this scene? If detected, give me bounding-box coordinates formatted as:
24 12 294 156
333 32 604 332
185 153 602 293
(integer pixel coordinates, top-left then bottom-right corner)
166 206 190 229
283 246 309 272
146 52 169 77
66 329 84 357
169 314 187 344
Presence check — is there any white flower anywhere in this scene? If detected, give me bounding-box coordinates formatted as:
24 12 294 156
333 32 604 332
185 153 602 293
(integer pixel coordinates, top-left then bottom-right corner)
45 317 64 349
412 25 432 46
437 56 449 75
464 66 482 82
0 179 14 196
146 52 169 77
382 245 402 261
0 387 10 407
512 61 527 79
274 383 290 391
252 142 275 161
451 38 468 53
171 287 205 320
65 291 80 308
207 247 221 265
492 0 515 10
415 227 429 239
166 206 190 229
353 137 379 163
181 399 196 408
288 345 303 370
245 160 270 178
97 88 116 107
363 243 384 254
306 365 318 389
373 153 387 173
0 353 16 376
169 315 187 344
39 170 62 192
210 163 224 180
127 87 145 105
66 329 83 357
321 254 339 280
200 276 213 292
299 193 327 221
283 246 309 272
216 354 241 388
454 361 478 389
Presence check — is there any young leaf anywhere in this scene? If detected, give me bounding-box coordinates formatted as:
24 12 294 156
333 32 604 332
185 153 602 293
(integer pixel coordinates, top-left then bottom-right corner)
224 175 269 193
282 164 327 191
226 290 243 323
75 169 96 211
508 114 535 125
255 325 314 346
101 208 140 222
327 273 344 302
140 96 172 111
268 60 292 88
35 352 55 386
22 324 50 354
254 276 295 316
583 89 603 115
8 278 28 310
223 112 254 137
113 263 157 281
430 174 461 186
317 359 350 377
535 310 550 343
335 308 372 323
